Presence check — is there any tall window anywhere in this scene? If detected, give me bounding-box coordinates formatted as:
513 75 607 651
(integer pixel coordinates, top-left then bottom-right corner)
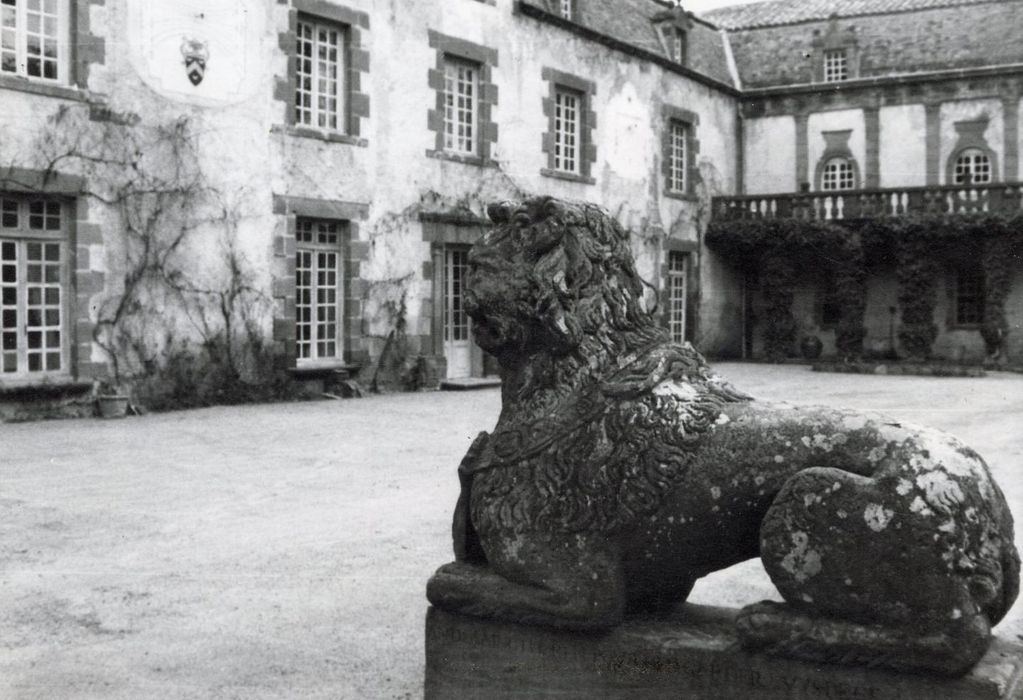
443 56 479 156
0 0 66 82
444 247 470 345
667 120 688 194
295 17 346 132
295 218 342 363
953 148 992 185
821 157 855 191
0 195 66 377
667 252 688 344
955 265 984 326
671 28 687 65
553 87 582 174
559 0 572 19
823 49 848 83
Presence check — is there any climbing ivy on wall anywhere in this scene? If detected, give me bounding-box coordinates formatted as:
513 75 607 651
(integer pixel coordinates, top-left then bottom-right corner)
2 104 292 409
708 213 1023 362
706 218 868 361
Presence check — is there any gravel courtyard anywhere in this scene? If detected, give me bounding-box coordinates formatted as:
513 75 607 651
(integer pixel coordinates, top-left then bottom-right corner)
2 363 1022 699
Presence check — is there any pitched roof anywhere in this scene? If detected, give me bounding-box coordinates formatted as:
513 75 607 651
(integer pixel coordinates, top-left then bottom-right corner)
701 0 1008 29
522 0 735 86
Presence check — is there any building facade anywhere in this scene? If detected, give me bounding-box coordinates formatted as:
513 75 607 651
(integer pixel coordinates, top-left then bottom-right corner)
1 0 1021 413
706 0 1023 363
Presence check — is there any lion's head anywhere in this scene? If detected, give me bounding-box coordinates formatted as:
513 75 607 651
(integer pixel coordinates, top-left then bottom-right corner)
465 197 656 366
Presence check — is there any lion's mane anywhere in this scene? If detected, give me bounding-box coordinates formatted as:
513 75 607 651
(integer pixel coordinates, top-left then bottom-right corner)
466 198 749 540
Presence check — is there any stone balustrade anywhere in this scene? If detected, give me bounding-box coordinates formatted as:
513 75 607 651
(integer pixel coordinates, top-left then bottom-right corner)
712 182 1023 222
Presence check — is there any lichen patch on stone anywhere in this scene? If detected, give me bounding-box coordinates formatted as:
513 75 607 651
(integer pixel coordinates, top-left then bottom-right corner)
780 531 822 583
863 503 894 532
910 496 934 517
915 472 965 513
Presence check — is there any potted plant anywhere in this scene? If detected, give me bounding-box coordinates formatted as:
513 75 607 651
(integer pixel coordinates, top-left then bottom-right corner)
95 380 131 419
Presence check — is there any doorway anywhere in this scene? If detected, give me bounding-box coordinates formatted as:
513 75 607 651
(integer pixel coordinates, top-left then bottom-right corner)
442 246 472 378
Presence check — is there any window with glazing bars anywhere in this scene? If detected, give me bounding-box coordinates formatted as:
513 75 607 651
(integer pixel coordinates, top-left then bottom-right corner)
443 56 479 156
553 87 582 174
823 49 848 82
668 120 688 193
955 265 984 325
295 17 346 131
559 0 572 20
671 28 687 64
444 248 470 342
821 157 855 191
0 0 65 82
667 252 687 344
953 149 992 185
295 219 343 363
0 196 66 377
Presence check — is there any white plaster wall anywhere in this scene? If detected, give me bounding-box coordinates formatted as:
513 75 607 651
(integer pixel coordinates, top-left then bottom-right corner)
879 104 927 187
292 0 743 355
938 99 1004 184
1 0 744 377
807 109 865 192
743 115 795 194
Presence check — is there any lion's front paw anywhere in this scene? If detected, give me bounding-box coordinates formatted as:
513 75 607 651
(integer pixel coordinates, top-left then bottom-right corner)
426 561 495 610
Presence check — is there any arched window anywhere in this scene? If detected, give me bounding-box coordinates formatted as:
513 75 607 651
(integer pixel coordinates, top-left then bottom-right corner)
952 148 992 185
820 157 856 191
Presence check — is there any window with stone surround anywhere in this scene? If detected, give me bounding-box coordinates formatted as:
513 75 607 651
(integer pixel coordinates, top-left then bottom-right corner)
295 218 343 364
541 68 596 183
277 2 369 144
667 120 688 194
823 49 848 83
1 0 69 83
0 194 67 377
954 264 985 327
295 15 346 132
662 106 699 199
553 87 582 174
820 157 856 191
442 56 480 156
427 31 498 166
953 148 992 185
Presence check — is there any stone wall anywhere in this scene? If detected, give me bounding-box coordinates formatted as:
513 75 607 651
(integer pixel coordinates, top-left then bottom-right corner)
0 0 743 401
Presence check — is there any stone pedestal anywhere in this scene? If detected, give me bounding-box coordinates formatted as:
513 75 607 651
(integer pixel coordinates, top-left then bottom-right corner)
425 605 1023 700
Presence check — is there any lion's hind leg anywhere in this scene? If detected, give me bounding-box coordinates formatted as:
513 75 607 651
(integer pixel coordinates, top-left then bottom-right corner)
736 600 991 676
739 466 994 675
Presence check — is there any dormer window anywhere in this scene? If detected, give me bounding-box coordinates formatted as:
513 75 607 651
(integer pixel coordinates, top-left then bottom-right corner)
671 27 687 65
823 49 848 82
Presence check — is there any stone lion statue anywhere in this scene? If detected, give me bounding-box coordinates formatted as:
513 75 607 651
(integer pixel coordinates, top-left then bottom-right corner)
426 196 1019 675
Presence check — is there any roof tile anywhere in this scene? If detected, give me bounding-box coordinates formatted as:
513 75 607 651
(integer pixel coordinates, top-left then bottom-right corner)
702 0 1006 29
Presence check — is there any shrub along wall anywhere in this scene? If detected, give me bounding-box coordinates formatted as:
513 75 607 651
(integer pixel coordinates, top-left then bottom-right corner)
706 214 1023 362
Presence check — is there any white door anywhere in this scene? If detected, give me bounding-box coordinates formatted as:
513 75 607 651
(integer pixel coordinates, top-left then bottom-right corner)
443 247 472 378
